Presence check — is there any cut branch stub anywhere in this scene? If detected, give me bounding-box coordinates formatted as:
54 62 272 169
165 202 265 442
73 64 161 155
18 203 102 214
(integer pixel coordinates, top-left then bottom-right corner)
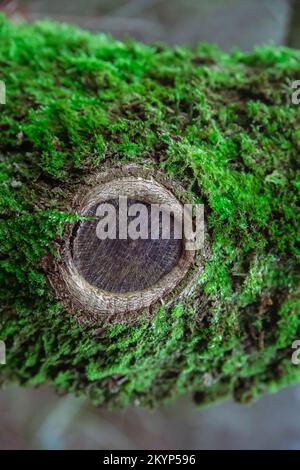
72 198 184 293
55 174 198 325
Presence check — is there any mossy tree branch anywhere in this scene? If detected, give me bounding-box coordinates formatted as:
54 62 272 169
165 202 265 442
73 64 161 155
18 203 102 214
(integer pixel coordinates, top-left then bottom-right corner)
0 15 299 408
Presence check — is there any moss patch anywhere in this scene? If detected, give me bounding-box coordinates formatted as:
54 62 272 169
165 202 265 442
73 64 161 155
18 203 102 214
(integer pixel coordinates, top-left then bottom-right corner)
0 15 300 408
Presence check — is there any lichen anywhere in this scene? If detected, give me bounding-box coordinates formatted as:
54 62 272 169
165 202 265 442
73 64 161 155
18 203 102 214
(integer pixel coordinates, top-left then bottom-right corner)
0 15 299 408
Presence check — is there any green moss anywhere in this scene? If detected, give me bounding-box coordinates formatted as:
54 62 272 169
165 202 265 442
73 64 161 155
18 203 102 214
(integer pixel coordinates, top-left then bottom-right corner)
0 15 300 408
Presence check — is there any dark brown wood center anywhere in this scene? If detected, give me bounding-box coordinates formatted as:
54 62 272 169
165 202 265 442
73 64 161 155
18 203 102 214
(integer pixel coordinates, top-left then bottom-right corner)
72 199 183 293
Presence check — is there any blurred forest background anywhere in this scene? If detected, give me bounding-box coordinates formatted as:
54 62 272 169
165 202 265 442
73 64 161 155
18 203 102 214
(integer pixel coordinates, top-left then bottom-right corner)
0 0 300 450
